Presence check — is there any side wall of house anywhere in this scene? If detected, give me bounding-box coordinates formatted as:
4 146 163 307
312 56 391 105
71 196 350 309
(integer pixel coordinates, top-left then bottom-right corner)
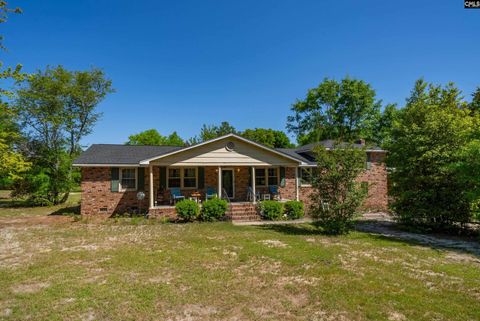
357 152 388 211
274 152 388 212
80 167 149 216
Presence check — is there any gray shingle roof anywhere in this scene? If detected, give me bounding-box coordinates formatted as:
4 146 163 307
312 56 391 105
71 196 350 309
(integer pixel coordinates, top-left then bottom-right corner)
73 144 184 165
276 140 385 166
275 148 316 165
73 139 385 166
295 140 384 153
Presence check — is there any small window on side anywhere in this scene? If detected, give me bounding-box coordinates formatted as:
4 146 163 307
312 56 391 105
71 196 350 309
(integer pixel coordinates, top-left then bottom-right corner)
300 168 313 186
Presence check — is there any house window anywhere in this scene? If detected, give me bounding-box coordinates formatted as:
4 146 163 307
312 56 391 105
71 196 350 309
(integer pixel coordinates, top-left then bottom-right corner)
183 168 197 188
299 168 314 186
254 168 279 186
255 168 266 186
168 168 181 188
268 168 278 186
167 168 197 189
120 168 137 191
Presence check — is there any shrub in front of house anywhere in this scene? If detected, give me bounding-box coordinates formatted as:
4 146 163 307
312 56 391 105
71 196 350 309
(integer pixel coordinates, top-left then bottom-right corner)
200 198 228 221
284 200 304 220
310 145 367 234
259 200 284 220
175 199 200 221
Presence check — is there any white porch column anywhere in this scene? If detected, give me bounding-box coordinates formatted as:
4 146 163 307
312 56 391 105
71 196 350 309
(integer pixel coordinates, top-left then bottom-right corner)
251 166 256 204
149 165 154 208
295 167 299 201
217 166 222 199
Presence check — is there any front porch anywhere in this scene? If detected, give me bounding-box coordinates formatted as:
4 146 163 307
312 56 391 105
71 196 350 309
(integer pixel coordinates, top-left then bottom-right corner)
146 165 299 208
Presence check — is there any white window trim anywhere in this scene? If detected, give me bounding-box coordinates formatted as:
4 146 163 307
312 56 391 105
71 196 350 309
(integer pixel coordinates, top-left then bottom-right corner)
119 167 138 192
182 167 198 189
299 168 313 187
167 167 198 189
255 167 279 187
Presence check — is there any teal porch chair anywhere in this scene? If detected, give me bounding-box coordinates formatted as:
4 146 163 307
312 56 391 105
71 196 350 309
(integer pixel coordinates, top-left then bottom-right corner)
268 185 280 200
170 187 185 204
206 186 217 200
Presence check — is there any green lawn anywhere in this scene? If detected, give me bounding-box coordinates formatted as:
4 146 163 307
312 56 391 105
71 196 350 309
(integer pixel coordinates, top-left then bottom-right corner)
0 197 479 320
0 190 80 218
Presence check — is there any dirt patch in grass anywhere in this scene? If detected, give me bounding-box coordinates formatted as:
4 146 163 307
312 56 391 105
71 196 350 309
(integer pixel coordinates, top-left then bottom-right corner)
258 239 289 248
11 282 50 294
388 311 406 321
0 215 74 227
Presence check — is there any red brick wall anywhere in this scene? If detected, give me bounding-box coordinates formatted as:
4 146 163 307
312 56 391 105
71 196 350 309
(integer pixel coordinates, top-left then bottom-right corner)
80 158 388 216
296 152 388 212
80 167 149 216
148 206 176 219
357 152 388 210
278 167 296 200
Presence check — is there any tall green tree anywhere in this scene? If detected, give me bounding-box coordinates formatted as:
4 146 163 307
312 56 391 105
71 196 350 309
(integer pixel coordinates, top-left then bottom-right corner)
200 121 236 141
126 129 185 146
241 128 293 148
453 139 480 221
14 65 113 204
165 131 184 146
188 121 236 145
373 104 400 147
386 79 475 228
468 87 480 114
64 68 113 156
287 77 383 145
127 129 165 145
0 1 29 186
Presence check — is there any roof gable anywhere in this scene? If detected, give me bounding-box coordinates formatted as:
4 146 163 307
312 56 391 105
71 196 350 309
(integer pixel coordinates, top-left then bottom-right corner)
73 134 305 167
143 134 302 166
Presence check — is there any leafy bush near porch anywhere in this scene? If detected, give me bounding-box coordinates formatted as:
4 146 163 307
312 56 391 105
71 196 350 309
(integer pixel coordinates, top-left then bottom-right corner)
259 200 284 220
200 198 228 221
284 200 304 219
175 199 200 221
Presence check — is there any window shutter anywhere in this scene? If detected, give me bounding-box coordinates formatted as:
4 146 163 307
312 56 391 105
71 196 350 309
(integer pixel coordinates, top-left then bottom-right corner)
280 167 286 187
137 167 145 191
159 167 167 190
198 167 205 189
111 168 119 192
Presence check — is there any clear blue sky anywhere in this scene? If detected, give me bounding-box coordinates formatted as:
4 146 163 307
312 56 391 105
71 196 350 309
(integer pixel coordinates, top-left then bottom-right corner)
2 1 479 146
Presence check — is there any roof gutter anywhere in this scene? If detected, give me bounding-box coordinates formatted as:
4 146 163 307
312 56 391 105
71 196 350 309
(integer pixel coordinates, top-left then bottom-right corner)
72 163 143 167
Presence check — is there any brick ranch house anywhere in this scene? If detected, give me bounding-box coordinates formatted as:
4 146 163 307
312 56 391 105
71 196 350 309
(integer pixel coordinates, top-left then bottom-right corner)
73 134 387 221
